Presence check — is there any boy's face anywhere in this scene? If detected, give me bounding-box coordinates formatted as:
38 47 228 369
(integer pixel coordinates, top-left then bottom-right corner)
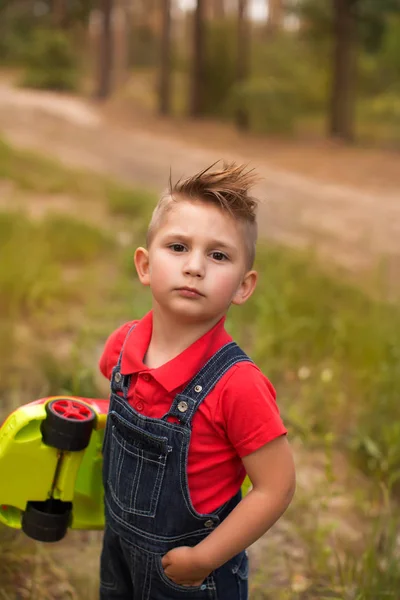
135 199 257 325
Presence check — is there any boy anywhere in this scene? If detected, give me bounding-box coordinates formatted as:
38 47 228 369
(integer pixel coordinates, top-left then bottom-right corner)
99 162 295 599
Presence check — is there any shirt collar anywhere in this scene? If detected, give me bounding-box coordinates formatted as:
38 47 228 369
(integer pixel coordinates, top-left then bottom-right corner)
120 311 232 392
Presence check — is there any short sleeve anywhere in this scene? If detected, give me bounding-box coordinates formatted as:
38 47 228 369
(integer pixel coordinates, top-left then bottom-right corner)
217 363 287 458
99 321 137 380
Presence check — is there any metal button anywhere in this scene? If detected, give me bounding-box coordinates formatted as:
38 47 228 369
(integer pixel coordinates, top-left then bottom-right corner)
204 519 214 528
200 585 207 591
114 372 122 383
194 385 202 393
177 401 188 413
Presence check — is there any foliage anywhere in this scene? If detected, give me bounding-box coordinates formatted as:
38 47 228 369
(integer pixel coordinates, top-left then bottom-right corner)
19 28 79 92
231 78 301 134
0 1 37 64
129 24 160 68
0 28 30 65
360 92 400 129
0 211 113 322
358 16 400 95
202 19 237 116
251 33 329 112
334 513 400 598
229 34 328 134
106 184 156 221
0 212 63 319
294 0 400 53
41 215 114 264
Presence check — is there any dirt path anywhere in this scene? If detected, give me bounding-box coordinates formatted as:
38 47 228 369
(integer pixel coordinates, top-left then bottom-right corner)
1 82 399 292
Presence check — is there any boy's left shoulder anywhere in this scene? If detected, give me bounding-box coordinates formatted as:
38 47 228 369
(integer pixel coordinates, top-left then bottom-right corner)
220 359 277 400
216 360 287 457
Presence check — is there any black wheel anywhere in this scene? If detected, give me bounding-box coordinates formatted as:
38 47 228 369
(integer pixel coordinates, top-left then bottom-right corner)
22 500 72 542
41 398 96 451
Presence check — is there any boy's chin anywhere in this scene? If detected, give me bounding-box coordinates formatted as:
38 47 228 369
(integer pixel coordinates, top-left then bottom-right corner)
162 303 221 324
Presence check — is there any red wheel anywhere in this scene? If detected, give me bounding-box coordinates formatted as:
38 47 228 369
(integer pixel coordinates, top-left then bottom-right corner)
51 399 93 421
41 398 96 451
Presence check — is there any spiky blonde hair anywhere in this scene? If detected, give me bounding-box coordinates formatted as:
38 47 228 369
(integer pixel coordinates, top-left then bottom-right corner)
147 162 261 269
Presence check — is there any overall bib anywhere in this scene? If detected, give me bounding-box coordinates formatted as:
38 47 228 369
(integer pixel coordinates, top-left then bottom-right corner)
101 325 252 600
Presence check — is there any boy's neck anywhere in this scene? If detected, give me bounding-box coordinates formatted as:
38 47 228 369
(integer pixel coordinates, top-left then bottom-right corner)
144 309 223 369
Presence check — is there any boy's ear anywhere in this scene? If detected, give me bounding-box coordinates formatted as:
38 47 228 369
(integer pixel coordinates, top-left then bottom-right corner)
232 270 258 306
134 247 151 286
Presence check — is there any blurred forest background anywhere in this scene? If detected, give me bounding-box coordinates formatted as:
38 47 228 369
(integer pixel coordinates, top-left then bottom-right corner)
1 1 400 599
0 0 400 143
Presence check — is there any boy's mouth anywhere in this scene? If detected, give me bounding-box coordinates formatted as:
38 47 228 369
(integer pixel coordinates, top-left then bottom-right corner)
176 286 204 298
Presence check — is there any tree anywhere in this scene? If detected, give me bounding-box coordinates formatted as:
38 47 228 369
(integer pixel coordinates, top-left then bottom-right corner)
212 0 225 18
329 0 358 141
159 0 172 115
298 0 400 142
330 0 400 140
267 0 284 34
52 0 67 28
190 0 206 116
235 0 250 129
95 0 114 99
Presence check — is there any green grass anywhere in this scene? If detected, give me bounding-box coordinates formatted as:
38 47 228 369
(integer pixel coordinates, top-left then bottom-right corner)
42 214 114 264
1 142 400 598
0 212 116 319
0 212 63 319
106 183 156 220
0 138 99 196
228 247 400 491
0 137 157 210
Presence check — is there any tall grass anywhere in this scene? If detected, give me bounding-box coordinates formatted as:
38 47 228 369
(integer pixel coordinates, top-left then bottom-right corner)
0 212 62 318
228 246 400 490
0 212 114 318
0 138 157 214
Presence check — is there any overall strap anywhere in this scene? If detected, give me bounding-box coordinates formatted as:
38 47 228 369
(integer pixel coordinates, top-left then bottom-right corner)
110 324 137 400
164 341 252 426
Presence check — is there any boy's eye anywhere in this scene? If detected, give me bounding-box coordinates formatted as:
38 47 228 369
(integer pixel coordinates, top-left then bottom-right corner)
169 244 186 252
211 251 228 261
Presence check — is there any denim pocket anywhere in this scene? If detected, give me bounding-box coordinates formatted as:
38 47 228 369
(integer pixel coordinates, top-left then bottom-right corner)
107 413 169 517
154 555 217 599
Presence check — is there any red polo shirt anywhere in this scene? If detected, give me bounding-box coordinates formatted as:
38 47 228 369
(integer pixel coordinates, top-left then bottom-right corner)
99 311 287 514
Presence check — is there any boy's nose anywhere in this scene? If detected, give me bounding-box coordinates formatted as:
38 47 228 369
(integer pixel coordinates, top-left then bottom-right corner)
183 254 205 278
184 265 204 278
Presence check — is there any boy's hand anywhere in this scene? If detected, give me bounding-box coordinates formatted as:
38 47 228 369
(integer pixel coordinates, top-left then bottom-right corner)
161 546 211 587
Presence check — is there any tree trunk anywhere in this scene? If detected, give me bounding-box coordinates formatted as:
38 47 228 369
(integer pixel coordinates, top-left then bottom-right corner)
190 0 206 117
329 0 357 141
213 0 225 19
267 0 283 34
159 0 172 115
113 0 129 90
52 0 67 28
96 0 114 100
235 0 250 130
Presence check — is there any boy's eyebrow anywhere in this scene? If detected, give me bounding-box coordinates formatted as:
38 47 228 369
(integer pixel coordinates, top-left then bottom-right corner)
163 232 237 252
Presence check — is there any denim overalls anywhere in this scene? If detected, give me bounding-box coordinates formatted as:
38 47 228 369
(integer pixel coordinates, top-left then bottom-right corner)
100 324 252 600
